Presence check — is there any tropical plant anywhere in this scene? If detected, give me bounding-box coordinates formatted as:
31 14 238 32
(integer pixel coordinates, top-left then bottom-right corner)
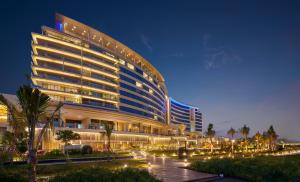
262 131 269 149
56 130 80 157
178 124 186 136
101 121 115 152
227 127 236 139
0 96 27 163
205 123 216 153
1 131 16 163
239 124 250 151
267 125 278 151
254 131 262 150
1 85 63 182
56 130 80 147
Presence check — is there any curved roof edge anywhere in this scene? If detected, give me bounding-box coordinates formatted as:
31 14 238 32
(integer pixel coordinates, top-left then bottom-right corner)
55 13 165 83
170 97 199 109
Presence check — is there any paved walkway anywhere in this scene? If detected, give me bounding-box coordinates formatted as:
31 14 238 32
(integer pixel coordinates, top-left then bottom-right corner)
145 156 217 182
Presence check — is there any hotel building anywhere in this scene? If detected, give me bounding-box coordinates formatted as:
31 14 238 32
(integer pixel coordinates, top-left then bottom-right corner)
0 14 202 151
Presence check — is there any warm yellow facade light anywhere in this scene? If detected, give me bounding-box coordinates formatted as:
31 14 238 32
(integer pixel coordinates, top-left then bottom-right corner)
31 77 119 96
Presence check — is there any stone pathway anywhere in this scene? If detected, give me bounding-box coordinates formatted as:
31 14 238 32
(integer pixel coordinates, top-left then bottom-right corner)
145 156 217 182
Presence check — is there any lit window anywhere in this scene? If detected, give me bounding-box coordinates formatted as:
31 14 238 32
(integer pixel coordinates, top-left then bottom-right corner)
119 59 125 65
143 72 148 78
127 63 134 70
149 89 153 94
149 77 153 82
158 85 160 88
154 115 158 120
136 82 142 88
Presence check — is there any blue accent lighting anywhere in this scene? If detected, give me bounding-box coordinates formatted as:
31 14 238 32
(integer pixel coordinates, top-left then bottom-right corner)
56 21 63 32
170 98 192 109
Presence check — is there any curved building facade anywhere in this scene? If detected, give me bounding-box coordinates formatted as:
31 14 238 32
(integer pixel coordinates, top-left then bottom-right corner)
24 14 203 150
170 98 203 132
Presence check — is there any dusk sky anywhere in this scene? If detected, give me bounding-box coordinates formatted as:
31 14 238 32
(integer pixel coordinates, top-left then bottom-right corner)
0 0 299 140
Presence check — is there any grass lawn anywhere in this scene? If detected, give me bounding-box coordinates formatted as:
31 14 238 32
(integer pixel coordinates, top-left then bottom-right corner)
190 154 300 182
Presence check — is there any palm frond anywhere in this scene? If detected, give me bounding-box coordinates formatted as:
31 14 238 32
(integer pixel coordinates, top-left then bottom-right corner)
36 101 63 150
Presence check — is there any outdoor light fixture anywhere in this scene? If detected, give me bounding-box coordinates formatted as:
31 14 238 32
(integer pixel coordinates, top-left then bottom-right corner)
123 164 128 168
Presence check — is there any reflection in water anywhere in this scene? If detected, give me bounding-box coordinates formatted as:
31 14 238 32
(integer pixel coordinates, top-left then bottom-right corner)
161 157 165 166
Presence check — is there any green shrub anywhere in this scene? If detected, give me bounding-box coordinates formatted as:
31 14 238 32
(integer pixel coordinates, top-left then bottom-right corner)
47 149 64 156
67 149 81 155
190 155 300 182
0 168 27 182
81 145 93 155
0 152 10 164
50 167 161 182
16 140 27 154
39 149 65 159
178 147 188 159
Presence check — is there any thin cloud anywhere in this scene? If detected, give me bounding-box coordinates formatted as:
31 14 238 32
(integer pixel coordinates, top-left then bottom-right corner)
140 33 153 52
203 33 243 70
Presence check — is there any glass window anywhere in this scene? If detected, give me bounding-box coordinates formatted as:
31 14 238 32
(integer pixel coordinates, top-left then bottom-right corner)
119 59 125 65
149 89 153 94
127 63 134 70
135 67 143 75
143 72 148 78
149 77 153 82
136 81 142 88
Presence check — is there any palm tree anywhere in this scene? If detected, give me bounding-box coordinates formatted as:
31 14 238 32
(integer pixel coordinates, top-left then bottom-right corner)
240 124 250 151
56 130 80 157
1 85 63 182
101 121 115 152
254 131 262 151
267 125 278 151
227 127 236 139
178 124 186 136
262 131 269 150
205 123 216 153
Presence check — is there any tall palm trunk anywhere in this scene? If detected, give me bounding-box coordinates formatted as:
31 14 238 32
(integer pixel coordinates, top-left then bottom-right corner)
243 135 248 152
107 136 111 152
210 137 213 153
28 125 37 182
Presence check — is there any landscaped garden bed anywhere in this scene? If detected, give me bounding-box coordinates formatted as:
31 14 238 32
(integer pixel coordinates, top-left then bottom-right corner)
190 154 300 182
0 159 152 182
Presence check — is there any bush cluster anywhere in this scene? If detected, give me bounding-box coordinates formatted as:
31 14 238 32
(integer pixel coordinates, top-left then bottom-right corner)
81 145 93 155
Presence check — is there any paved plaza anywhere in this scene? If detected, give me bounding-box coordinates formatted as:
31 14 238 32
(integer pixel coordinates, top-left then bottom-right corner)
145 156 217 182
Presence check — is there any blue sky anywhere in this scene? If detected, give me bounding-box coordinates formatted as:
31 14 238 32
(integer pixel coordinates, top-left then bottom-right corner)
0 0 299 140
